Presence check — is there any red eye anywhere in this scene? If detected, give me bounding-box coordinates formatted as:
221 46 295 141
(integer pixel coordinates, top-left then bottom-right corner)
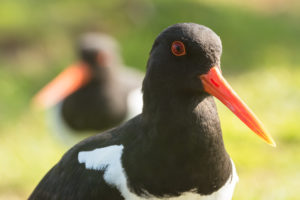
171 41 186 56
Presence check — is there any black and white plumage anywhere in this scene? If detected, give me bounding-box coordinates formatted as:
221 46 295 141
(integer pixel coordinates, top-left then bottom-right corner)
29 23 275 200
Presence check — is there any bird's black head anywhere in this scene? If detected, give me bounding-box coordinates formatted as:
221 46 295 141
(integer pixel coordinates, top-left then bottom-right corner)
78 33 122 69
143 23 222 96
142 23 275 146
32 33 124 109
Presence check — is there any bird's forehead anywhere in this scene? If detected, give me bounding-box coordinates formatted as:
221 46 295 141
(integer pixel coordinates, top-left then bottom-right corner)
157 23 222 48
79 33 120 53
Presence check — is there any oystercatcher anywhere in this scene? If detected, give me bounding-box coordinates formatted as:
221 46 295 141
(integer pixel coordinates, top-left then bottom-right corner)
33 33 143 143
29 23 275 200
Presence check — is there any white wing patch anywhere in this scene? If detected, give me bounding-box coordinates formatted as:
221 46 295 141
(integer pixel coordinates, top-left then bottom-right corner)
78 145 142 200
78 145 238 200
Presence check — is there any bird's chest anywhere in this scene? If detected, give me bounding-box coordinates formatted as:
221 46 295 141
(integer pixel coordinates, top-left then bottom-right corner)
78 145 238 200
127 147 231 195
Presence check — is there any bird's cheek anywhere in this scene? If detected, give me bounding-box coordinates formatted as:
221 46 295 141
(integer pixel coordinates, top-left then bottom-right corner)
184 76 205 93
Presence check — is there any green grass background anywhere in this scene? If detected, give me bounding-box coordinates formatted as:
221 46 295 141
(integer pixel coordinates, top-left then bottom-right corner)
0 0 300 199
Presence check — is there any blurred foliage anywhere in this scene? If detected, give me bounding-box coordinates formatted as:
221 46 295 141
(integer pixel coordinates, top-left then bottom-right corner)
1 0 300 72
0 0 300 199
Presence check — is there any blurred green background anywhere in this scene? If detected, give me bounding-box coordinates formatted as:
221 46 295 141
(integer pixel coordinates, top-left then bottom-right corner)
1 0 300 199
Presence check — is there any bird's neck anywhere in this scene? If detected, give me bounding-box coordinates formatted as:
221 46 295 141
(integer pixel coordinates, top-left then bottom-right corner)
141 90 230 162
90 65 116 85
142 91 225 147
128 92 232 195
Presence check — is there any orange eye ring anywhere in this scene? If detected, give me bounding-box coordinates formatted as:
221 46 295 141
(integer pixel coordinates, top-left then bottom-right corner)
171 41 186 56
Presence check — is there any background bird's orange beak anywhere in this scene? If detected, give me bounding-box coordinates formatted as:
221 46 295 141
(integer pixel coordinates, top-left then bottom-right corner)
199 66 276 146
32 63 91 108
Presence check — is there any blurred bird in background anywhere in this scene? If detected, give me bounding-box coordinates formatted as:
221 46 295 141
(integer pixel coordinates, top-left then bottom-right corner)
32 33 143 145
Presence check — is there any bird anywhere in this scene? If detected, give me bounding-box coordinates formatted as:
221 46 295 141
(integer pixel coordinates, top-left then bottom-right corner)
29 23 275 200
32 33 143 144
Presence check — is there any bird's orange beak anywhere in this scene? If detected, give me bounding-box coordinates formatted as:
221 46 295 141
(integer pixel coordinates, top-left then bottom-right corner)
32 63 91 108
199 66 276 146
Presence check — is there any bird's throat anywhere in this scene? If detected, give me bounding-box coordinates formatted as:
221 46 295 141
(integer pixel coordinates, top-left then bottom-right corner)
142 92 227 152
129 93 232 196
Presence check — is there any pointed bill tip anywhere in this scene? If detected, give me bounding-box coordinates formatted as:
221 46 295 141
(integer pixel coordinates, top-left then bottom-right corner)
250 119 276 147
263 132 276 147
258 130 276 147
270 141 276 147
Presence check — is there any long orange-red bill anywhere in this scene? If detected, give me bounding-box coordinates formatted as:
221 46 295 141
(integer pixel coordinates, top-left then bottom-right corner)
32 63 91 109
199 66 276 146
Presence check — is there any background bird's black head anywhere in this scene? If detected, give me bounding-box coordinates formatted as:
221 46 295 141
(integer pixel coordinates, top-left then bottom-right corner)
143 23 222 96
78 33 122 69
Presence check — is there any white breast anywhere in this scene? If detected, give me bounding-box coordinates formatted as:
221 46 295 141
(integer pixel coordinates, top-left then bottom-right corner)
47 102 89 145
78 145 238 200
